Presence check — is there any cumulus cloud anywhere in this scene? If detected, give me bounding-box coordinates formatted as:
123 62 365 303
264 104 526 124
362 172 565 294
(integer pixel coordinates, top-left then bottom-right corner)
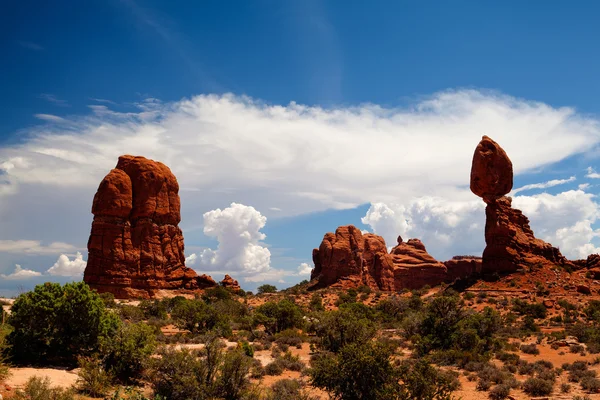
362 198 485 260
188 203 271 278
0 240 78 255
1 264 42 280
297 262 312 276
185 253 197 266
46 252 87 276
511 176 576 195
579 183 591 190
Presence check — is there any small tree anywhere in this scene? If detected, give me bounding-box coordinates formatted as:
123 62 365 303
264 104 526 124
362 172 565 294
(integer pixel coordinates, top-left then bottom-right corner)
254 299 303 335
257 284 277 294
8 282 119 366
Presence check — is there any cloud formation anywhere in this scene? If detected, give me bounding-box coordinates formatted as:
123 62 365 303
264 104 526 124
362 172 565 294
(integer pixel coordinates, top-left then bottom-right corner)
2 89 600 282
362 189 600 261
188 203 271 278
0 240 78 255
1 264 42 280
511 176 576 195
587 167 600 179
46 252 87 276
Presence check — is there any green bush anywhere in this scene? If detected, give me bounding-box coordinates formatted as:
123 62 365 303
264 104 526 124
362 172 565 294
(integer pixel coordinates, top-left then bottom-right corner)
309 293 325 312
311 308 376 353
7 282 119 366
488 384 510 399
171 298 232 337
0 323 11 383
215 349 253 400
257 284 277 294
254 299 303 335
520 343 540 355
139 300 168 320
77 356 113 397
522 377 554 396
13 376 75 400
101 321 156 383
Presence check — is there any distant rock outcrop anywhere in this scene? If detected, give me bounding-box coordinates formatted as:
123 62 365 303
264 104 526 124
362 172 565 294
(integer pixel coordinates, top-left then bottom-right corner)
84 155 218 299
470 136 575 274
220 274 241 292
309 226 470 290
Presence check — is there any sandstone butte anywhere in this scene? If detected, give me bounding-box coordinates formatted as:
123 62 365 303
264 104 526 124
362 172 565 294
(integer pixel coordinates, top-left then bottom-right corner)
309 135 598 291
84 155 233 299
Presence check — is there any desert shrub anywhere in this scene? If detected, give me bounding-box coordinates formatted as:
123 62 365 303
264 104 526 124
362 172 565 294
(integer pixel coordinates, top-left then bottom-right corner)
309 293 325 312
100 321 156 383
99 292 116 308
139 300 168 320
214 349 253 400
7 282 119 366
118 304 145 322
275 328 305 347
0 323 11 383
522 377 554 396
278 351 304 371
257 284 277 294
171 298 232 337
311 307 377 353
561 382 571 393
570 344 585 353
265 360 284 375
477 378 492 391
13 376 75 400
511 299 547 319
77 356 113 397
336 289 358 306
520 343 540 355
254 299 303 335
203 286 233 302
581 376 600 392
151 347 211 400
488 383 511 399
266 379 316 400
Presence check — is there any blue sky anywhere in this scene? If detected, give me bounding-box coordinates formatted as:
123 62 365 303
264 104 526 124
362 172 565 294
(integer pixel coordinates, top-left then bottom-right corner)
2 1 600 294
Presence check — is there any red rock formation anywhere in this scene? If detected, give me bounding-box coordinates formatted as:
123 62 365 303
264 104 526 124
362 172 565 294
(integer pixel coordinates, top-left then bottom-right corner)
310 227 461 290
444 256 482 282
84 155 217 299
470 136 575 274
388 237 448 289
470 135 513 204
220 274 241 292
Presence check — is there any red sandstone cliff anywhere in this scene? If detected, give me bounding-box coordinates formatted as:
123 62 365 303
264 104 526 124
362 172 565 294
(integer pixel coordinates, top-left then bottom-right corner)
84 155 218 299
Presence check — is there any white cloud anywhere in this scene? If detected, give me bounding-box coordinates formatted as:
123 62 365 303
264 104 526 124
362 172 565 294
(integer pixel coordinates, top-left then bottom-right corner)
34 114 66 123
511 176 576 195
587 167 600 179
296 262 312 276
46 252 87 276
0 240 78 255
1 264 42 280
38 94 69 107
362 199 485 260
3 89 600 274
579 183 591 190
191 203 271 276
185 253 197 266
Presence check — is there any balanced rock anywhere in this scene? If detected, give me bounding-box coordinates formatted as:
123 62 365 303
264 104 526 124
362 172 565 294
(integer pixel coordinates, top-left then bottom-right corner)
84 155 217 299
470 137 574 274
470 135 513 203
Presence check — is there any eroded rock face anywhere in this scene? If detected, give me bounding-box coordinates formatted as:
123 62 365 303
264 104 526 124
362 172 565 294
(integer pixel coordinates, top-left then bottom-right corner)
84 155 217 299
470 135 513 203
470 137 574 274
310 227 460 290
444 256 482 282
220 274 241 292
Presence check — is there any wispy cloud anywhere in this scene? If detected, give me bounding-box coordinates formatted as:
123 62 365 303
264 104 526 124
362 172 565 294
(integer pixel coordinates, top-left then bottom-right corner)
34 114 66 122
89 97 117 105
512 176 576 195
1 264 42 280
0 240 78 255
17 40 44 51
587 167 600 179
38 93 69 107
